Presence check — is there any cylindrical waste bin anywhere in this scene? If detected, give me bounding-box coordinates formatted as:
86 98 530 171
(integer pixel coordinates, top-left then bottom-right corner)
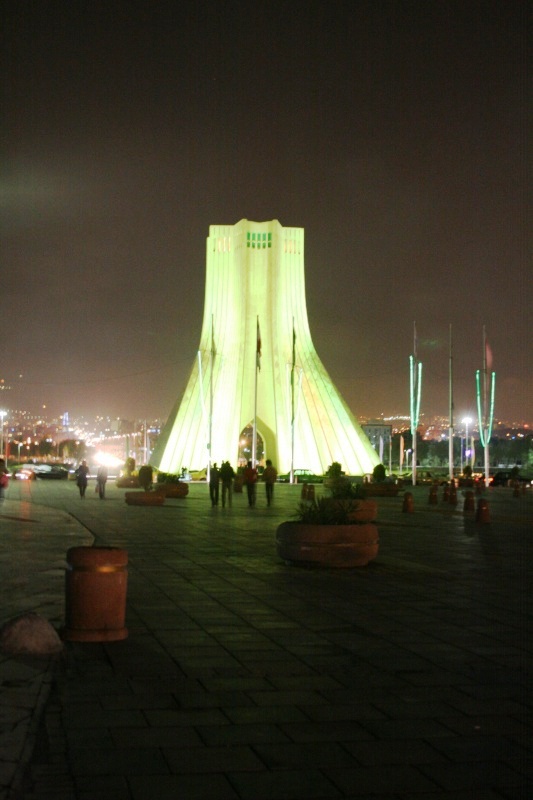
62 547 128 642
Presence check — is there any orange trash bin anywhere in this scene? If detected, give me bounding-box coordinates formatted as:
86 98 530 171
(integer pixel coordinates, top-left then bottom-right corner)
62 546 128 642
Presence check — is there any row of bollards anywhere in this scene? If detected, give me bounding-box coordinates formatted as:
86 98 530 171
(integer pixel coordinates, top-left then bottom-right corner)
402 485 491 522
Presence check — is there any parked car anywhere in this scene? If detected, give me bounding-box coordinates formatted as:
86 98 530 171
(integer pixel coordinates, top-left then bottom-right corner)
33 464 69 479
189 468 207 481
277 468 324 484
489 470 530 487
12 465 37 480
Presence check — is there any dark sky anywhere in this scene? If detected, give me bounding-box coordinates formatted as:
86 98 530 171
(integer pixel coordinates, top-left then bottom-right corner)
2 1 530 425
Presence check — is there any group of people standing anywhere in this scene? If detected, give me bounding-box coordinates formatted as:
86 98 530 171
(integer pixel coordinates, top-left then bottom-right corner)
209 459 278 508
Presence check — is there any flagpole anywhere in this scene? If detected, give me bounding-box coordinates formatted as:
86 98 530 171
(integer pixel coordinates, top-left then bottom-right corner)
410 322 422 487
448 323 454 481
290 318 295 484
252 316 260 468
483 326 489 486
208 314 214 481
476 326 496 488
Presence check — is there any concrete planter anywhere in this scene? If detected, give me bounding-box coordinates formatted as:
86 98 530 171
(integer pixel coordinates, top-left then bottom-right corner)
125 491 165 506
363 483 399 497
157 482 189 498
276 521 379 568
116 476 140 488
321 498 378 523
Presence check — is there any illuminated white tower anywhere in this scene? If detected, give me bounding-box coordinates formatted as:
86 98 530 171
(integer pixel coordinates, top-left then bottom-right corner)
152 219 379 476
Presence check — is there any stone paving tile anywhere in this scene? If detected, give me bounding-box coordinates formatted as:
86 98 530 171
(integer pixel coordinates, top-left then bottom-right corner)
253 741 359 770
228 767 342 799
418 759 525 792
326 764 441 794
128 772 239 799
279 720 375 743
68 746 169 776
110 725 203 748
435 714 532 737
223 704 309 725
425 734 532 763
299 703 387 722
344 738 446 766
163 744 265 773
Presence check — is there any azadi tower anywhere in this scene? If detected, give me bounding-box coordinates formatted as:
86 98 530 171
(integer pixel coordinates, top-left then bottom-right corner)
152 219 379 477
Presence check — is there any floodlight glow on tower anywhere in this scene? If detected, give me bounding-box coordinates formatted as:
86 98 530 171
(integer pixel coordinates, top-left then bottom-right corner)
152 220 379 477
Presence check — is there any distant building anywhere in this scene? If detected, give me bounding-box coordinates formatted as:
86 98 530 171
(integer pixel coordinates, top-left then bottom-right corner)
361 422 392 459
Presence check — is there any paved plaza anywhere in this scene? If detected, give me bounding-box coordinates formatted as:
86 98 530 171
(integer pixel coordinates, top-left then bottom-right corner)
1 477 532 799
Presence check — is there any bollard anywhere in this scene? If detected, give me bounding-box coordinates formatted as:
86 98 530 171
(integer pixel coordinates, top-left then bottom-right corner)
475 498 490 524
62 547 128 642
402 491 414 513
442 483 450 502
428 485 438 505
306 484 315 501
463 490 475 513
301 484 308 500
513 482 521 498
449 485 458 506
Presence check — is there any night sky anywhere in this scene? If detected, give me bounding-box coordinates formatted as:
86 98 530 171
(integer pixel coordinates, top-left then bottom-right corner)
2 1 530 425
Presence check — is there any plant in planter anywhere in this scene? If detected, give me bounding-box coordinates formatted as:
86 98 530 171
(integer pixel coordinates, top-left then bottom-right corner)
155 472 189 498
124 465 165 505
276 496 379 568
138 465 153 491
363 463 399 497
116 457 140 488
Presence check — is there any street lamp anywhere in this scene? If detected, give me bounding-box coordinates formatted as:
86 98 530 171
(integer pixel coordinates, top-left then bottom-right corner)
462 416 472 471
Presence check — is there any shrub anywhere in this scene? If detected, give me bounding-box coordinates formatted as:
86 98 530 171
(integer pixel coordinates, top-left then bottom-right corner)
138 465 153 491
372 463 386 483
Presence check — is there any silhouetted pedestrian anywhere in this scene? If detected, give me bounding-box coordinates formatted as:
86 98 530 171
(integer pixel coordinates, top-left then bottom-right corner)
0 458 9 502
209 463 220 506
219 461 236 508
96 465 108 499
243 461 258 507
263 459 278 506
76 460 89 498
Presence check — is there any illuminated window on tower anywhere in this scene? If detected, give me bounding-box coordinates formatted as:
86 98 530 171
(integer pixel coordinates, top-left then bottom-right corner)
247 232 272 248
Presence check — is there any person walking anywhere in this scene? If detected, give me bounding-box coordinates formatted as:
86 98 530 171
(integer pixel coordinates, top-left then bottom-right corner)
243 460 258 507
219 460 235 508
76 460 89 498
0 458 9 502
96 465 108 499
262 459 278 506
209 463 220 506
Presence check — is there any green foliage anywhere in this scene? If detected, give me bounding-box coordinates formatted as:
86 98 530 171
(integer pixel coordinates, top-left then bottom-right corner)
372 463 386 483
329 478 366 500
156 472 181 484
124 457 136 476
295 496 359 525
325 462 343 478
